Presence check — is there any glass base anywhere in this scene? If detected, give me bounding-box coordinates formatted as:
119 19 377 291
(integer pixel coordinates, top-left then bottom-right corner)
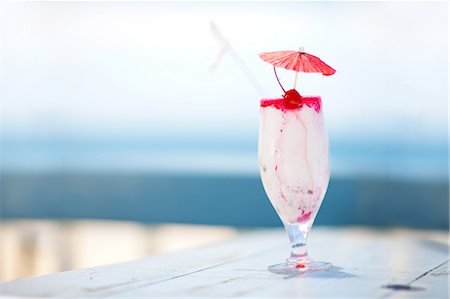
268 260 332 274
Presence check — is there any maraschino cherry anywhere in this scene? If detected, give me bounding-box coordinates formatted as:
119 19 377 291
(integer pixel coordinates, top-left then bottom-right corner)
283 89 303 109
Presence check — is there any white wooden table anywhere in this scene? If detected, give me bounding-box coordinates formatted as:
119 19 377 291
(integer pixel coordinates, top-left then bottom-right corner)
1 227 448 298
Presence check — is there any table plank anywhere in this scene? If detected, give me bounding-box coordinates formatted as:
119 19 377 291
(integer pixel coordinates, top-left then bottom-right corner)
2 227 448 298
111 228 448 298
1 230 285 297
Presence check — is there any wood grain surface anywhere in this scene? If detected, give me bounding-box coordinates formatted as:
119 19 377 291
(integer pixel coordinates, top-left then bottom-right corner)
2 227 448 298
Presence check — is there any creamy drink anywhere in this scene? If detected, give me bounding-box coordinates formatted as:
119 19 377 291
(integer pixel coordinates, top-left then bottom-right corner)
259 93 329 226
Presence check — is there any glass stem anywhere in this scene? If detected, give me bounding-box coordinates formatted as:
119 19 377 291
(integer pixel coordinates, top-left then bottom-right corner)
285 222 311 265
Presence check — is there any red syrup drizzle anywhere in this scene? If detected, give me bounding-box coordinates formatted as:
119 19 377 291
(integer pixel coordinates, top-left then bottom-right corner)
297 210 312 222
260 96 322 113
274 113 290 203
296 264 306 269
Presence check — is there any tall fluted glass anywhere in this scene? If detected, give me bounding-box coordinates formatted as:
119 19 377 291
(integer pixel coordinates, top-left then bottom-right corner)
258 96 331 273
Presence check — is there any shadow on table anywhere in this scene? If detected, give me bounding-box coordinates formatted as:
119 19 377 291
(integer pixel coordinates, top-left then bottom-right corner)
281 266 357 280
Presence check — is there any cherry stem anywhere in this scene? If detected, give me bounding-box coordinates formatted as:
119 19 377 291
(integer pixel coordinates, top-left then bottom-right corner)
273 66 285 93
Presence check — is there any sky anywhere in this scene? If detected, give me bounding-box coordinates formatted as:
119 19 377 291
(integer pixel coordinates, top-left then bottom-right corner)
1 2 448 175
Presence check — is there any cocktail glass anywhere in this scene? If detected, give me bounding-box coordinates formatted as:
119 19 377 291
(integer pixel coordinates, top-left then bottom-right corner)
258 95 331 274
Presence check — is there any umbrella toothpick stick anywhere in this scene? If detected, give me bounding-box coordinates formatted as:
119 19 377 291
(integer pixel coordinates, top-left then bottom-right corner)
293 71 299 90
293 47 304 90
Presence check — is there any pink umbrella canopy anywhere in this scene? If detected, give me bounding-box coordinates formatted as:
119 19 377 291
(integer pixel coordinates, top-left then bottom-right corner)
259 50 336 76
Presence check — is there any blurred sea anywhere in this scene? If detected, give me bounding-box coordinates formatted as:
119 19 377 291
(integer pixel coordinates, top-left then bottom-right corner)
1 136 448 229
1 136 448 180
